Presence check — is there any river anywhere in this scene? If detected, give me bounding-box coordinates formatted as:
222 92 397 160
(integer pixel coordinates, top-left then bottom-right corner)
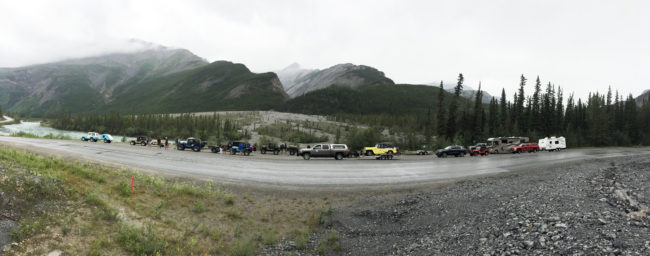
0 121 131 142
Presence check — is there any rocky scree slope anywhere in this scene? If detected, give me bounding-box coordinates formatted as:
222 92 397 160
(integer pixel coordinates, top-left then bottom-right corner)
277 63 395 98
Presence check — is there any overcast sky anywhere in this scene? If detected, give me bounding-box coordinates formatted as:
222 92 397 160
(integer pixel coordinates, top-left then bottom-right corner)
1 0 647 100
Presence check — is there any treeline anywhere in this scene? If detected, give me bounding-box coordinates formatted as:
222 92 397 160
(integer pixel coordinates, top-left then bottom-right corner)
50 113 248 141
256 122 329 144
336 74 650 148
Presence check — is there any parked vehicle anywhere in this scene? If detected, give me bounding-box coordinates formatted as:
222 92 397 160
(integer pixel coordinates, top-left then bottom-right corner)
512 142 540 153
469 143 488 151
230 141 252 156
99 134 113 143
487 137 529 154
176 137 206 152
287 145 299 156
130 136 150 146
470 145 490 156
539 136 566 151
364 143 398 156
298 144 350 160
81 132 100 142
436 145 468 158
260 143 281 155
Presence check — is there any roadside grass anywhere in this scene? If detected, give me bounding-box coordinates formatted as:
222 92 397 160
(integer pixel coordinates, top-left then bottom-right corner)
0 146 332 255
9 131 72 140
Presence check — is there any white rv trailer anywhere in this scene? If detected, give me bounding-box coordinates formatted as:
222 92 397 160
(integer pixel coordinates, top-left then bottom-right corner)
538 136 566 151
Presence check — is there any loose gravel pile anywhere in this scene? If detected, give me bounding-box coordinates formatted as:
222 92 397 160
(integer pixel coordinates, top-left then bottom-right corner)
327 156 650 255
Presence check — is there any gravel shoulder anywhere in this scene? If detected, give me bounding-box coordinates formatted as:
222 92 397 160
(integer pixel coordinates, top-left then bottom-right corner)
326 154 650 255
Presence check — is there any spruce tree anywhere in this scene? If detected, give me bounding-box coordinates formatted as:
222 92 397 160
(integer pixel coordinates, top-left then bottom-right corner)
531 76 542 130
516 74 527 132
436 81 446 136
446 74 463 138
471 82 484 142
499 88 507 133
488 97 498 135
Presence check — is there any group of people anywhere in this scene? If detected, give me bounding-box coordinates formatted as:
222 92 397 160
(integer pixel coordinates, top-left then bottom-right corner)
155 136 169 149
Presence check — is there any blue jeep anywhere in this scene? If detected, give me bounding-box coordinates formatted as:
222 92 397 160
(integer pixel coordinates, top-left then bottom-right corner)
230 141 252 156
176 137 206 152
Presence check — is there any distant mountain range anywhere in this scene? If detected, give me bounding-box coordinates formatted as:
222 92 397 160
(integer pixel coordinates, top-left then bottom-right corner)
0 43 209 115
425 82 494 104
0 40 529 117
276 63 395 98
636 89 650 106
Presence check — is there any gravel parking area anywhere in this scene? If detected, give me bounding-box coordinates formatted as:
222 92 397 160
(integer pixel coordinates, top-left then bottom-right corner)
326 155 650 255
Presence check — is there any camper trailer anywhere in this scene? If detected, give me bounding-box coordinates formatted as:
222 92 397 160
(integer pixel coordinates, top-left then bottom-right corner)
538 136 566 151
487 136 529 154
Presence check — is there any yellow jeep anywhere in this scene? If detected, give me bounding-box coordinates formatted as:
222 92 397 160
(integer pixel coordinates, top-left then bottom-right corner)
364 143 398 156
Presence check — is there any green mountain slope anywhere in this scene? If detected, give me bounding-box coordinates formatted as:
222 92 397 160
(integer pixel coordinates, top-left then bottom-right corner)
280 83 459 115
0 45 208 116
105 61 289 113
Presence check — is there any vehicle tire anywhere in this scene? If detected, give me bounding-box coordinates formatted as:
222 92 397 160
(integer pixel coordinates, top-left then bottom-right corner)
106 140 111 143
460 152 465 157
141 142 147 146
244 151 250 156
387 151 394 156
441 153 447 158
493 150 499 154
335 153 343 160
211 147 217 153
289 150 296 156
366 151 374 156
273 150 279 155
517 149 522 154
130 141 135 145
388 155 393 160
177 145 184 150
303 153 311 160
261 149 267 154
192 146 200 152
81 138 86 141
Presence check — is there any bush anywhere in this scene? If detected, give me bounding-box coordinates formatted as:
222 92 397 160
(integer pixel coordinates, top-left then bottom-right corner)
117 224 166 255
230 238 256 256
11 219 45 242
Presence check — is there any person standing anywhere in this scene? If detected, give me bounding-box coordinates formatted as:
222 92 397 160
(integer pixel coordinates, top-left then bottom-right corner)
157 137 162 149
164 137 169 150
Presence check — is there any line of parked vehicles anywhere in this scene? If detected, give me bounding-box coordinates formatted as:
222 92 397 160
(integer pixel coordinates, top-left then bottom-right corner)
80 131 566 161
434 136 567 158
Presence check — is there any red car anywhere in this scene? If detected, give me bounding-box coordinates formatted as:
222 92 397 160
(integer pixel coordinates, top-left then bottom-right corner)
470 146 490 156
512 143 539 153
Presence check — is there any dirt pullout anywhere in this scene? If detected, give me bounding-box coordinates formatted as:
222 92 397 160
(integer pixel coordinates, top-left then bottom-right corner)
329 155 650 255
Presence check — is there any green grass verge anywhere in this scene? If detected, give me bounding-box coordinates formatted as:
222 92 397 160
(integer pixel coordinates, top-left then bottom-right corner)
0 146 332 255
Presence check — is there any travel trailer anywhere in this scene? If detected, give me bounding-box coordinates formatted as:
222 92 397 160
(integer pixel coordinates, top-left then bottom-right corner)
538 136 566 151
487 136 529 154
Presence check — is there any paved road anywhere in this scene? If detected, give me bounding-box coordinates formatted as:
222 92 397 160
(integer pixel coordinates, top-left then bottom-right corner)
1 136 648 187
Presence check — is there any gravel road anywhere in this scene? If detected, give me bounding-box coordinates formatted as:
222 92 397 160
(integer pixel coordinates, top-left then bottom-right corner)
1 136 648 189
323 155 650 255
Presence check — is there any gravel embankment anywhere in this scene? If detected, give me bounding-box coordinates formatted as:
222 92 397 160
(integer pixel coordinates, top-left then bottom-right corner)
328 155 650 255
